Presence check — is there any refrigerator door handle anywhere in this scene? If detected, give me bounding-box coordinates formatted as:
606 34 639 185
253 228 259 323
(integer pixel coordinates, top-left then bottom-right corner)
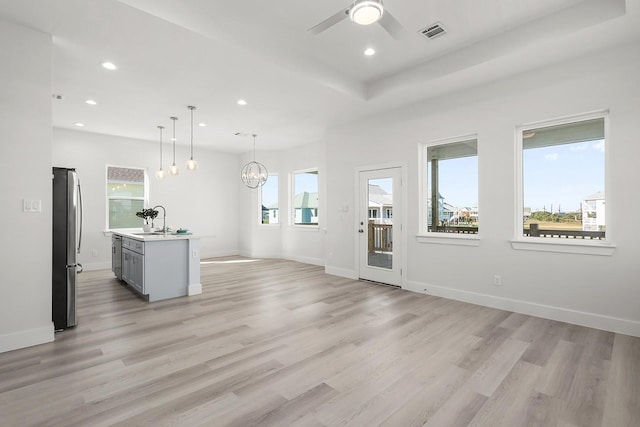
77 179 83 254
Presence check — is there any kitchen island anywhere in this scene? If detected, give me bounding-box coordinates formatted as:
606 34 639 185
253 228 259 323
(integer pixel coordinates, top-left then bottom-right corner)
111 230 201 302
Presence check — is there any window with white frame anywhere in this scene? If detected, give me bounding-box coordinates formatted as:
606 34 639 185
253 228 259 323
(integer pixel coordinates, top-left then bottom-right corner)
422 136 478 234
106 166 148 229
518 115 606 241
260 174 279 225
292 169 318 225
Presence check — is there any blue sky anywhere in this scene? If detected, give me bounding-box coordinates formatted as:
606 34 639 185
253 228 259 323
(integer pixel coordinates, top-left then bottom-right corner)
261 172 319 207
523 140 604 212
261 175 279 207
433 139 604 212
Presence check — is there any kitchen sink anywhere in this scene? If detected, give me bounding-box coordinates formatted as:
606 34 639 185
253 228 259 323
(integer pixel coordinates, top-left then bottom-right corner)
132 232 165 235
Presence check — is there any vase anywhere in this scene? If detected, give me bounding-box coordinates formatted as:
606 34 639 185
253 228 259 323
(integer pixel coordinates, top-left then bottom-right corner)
142 224 152 232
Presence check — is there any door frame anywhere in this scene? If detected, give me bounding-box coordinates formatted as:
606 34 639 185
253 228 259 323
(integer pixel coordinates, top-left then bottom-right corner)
354 162 408 287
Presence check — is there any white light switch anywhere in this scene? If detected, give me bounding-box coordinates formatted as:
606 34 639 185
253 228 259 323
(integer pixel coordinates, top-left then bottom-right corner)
23 199 42 213
192 250 199 258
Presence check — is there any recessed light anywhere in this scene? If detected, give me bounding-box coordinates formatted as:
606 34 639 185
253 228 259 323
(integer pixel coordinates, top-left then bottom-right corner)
198 123 207 127
85 99 97 105
364 48 376 56
73 122 85 127
101 61 117 70
237 99 247 106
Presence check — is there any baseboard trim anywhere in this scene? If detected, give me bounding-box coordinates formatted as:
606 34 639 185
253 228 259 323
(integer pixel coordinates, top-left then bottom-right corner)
325 266 358 280
188 283 202 296
404 280 640 337
0 323 55 354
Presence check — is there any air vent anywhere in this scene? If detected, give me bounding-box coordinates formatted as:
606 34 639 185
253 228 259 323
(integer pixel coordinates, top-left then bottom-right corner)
419 22 446 40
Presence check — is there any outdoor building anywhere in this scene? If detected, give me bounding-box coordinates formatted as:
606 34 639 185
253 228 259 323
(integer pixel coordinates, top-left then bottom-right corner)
293 192 318 224
368 184 393 220
262 203 278 224
582 191 605 231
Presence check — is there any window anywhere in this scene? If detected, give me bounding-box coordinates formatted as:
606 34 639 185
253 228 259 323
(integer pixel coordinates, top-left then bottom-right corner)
292 169 318 225
260 174 279 225
422 136 478 234
107 166 148 229
518 115 606 241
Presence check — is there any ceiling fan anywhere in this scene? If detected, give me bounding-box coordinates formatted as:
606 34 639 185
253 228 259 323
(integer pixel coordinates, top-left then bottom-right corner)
308 0 404 39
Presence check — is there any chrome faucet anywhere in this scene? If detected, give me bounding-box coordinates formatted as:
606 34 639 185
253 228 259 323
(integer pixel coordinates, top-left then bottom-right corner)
152 205 167 233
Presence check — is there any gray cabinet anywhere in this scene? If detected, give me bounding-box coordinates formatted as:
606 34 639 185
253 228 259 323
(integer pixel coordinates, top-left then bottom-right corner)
111 235 122 280
122 247 144 294
117 235 188 302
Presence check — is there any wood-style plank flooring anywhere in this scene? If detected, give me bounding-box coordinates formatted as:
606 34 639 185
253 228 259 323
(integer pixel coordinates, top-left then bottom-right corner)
1 257 638 426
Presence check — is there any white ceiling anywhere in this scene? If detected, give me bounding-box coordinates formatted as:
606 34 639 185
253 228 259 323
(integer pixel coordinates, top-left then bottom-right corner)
0 0 638 153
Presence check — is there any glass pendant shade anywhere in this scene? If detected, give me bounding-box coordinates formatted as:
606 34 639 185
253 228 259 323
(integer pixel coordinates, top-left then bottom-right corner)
241 134 268 188
169 116 179 176
186 158 198 171
186 106 198 171
156 125 165 180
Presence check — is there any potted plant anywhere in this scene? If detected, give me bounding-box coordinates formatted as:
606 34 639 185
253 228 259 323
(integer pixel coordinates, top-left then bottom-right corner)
136 208 159 232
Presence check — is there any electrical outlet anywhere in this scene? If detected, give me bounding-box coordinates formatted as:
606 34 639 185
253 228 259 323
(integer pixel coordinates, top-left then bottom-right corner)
493 275 502 286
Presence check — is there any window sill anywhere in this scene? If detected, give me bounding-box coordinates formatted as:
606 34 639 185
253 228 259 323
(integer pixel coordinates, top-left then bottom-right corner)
510 238 615 256
416 233 480 246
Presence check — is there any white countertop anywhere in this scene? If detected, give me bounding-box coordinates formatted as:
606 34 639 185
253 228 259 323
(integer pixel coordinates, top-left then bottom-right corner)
111 229 197 242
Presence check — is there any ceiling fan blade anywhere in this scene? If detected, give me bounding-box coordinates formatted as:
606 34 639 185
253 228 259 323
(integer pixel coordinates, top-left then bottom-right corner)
307 8 349 35
378 10 404 39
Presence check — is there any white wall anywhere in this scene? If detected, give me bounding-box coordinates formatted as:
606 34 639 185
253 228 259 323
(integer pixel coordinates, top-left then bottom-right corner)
52 128 240 269
0 20 54 352
325 41 640 336
238 150 283 259
238 142 327 265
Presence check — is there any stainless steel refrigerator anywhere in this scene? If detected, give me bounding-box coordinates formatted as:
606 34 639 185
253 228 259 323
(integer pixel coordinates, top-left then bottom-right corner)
52 167 83 330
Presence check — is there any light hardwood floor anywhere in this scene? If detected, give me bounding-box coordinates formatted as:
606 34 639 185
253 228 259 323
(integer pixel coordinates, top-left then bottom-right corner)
1 257 638 426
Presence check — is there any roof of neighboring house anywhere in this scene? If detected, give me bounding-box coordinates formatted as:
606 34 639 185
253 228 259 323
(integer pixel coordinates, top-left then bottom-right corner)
583 191 605 201
369 184 393 207
443 202 457 212
368 184 388 195
293 192 318 209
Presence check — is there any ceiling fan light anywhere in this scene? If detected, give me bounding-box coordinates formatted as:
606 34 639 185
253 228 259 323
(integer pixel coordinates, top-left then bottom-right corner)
350 0 384 26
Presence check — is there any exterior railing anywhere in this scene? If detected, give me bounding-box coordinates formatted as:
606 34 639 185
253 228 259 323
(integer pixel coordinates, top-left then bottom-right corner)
368 222 392 253
429 225 478 234
427 223 605 240
524 223 605 240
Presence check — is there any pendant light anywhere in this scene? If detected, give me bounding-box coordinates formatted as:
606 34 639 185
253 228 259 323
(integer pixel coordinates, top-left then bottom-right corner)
169 116 179 176
155 125 165 179
241 134 268 188
186 106 198 171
